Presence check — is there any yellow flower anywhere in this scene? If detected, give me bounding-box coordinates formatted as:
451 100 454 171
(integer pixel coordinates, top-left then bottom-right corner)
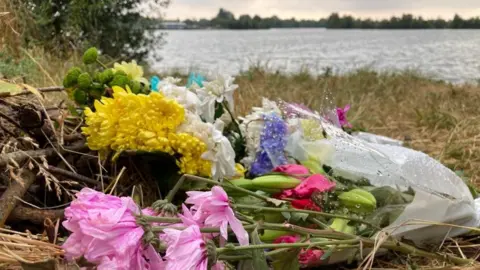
234 163 246 178
112 60 149 86
169 133 212 176
300 119 325 141
82 86 213 177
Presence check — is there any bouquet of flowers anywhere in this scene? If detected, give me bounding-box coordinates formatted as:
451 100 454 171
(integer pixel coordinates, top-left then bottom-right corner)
58 48 479 269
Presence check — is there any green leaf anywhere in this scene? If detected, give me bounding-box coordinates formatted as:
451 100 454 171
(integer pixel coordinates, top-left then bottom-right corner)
271 249 301 270
281 211 309 223
238 228 269 270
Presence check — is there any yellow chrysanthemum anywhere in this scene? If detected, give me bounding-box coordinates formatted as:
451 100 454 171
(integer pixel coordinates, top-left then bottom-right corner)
112 60 149 86
82 86 213 176
169 133 211 176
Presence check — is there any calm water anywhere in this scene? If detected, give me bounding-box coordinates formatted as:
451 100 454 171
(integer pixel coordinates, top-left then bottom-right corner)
149 29 480 83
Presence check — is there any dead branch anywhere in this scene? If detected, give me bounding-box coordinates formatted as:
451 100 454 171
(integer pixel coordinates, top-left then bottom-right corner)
0 170 36 227
46 165 101 187
8 205 64 225
0 144 88 169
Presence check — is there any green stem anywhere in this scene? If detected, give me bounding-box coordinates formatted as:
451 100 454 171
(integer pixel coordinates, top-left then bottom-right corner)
235 204 379 229
218 254 252 261
151 224 259 233
308 217 329 229
149 222 472 266
141 216 181 224
165 175 186 202
184 174 277 203
222 101 244 142
96 59 108 69
216 239 360 254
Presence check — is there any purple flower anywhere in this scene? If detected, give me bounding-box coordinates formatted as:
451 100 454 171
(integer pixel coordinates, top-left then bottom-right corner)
250 113 288 176
336 105 352 128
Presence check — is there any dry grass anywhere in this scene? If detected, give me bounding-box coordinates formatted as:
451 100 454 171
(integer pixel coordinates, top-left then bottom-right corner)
233 67 480 189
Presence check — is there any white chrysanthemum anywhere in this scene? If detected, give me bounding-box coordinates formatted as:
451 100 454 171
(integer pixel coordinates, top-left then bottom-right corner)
157 78 200 113
178 112 236 181
196 75 238 123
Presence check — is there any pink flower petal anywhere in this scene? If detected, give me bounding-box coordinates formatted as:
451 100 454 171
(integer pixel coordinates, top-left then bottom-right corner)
273 164 309 179
299 249 324 267
281 174 335 199
273 235 300 244
225 207 249 246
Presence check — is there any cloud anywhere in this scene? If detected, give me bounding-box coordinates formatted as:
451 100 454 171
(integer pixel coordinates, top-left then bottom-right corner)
163 0 480 20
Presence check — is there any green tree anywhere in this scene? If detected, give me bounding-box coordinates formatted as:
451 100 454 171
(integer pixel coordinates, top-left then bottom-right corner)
13 0 169 61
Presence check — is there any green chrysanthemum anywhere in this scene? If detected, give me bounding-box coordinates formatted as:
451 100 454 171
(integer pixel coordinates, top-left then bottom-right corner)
73 89 88 104
109 74 129 88
78 72 93 89
83 47 98 65
128 80 142 94
98 69 114 84
63 67 82 88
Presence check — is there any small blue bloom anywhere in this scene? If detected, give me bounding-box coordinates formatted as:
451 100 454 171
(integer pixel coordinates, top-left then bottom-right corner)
186 72 205 88
150 76 161 92
250 113 288 176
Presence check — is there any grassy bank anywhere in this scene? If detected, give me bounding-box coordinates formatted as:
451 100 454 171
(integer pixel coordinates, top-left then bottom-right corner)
2 51 480 188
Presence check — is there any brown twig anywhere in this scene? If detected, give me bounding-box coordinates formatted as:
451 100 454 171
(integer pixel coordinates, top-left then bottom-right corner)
0 170 36 227
7 206 64 225
0 144 87 169
36 86 64 92
46 165 101 187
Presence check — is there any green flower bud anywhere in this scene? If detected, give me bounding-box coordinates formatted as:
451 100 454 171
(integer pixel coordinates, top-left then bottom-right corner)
73 89 88 104
77 72 92 89
63 67 82 88
109 74 129 87
89 82 105 99
82 47 98 65
338 188 377 214
99 69 114 84
128 80 142 94
114 70 127 77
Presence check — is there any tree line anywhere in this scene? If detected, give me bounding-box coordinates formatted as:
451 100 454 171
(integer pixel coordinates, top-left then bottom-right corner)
181 9 480 29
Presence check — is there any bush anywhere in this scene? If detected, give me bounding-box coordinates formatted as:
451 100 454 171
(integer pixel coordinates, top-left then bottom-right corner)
8 0 169 61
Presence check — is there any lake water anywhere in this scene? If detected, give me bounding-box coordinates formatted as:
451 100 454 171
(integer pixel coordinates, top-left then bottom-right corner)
149 29 480 83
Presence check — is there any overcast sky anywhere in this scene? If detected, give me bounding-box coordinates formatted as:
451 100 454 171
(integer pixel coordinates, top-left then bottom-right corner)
162 0 480 20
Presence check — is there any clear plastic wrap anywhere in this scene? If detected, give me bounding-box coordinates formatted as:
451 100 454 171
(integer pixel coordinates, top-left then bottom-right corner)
279 101 480 246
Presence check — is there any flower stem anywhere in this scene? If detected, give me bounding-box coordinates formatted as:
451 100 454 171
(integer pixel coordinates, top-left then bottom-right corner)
149 222 472 266
165 175 186 203
308 217 330 229
96 59 109 69
222 101 244 142
140 216 182 224
216 239 360 254
235 204 379 229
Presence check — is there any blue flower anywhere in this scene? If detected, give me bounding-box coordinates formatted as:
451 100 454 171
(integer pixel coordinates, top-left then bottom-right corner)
150 76 161 92
250 113 288 176
186 72 205 88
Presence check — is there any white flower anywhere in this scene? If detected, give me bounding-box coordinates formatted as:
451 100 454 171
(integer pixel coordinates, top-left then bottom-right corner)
177 112 211 147
201 120 236 181
196 75 238 123
177 113 236 181
157 77 200 113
